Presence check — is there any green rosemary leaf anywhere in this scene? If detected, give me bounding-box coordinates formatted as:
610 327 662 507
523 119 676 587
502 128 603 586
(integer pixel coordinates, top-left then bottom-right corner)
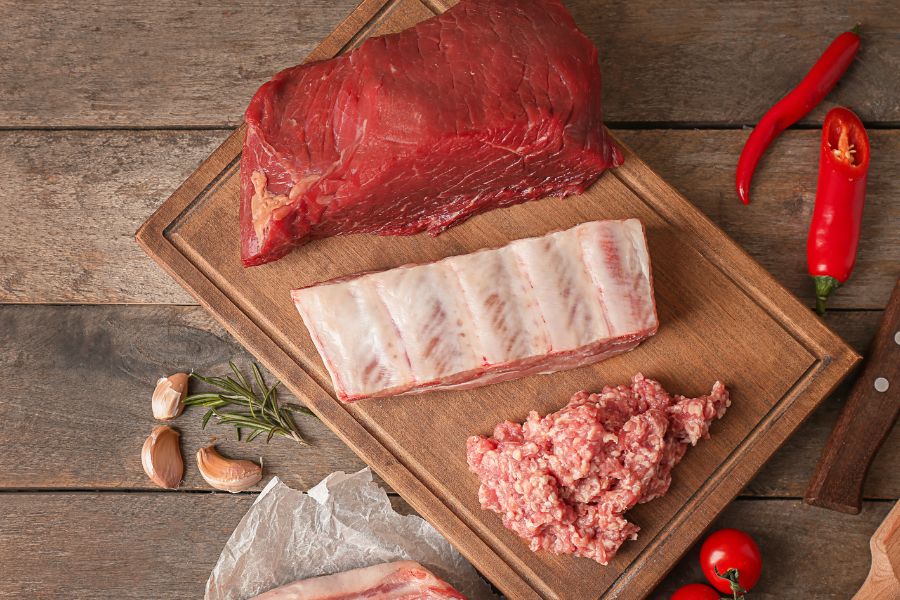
251 363 267 399
229 361 253 394
268 391 288 431
201 374 251 399
215 414 273 429
185 363 314 444
245 387 258 420
183 393 231 408
192 374 232 389
255 365 280 418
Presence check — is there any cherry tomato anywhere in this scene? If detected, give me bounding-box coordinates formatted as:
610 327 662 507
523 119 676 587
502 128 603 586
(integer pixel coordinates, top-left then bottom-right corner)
671 583 721 600
700 528 762 594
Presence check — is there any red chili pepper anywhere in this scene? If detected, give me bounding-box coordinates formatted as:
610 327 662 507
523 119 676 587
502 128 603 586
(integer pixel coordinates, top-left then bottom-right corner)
736 27 861 205
807 106 869 315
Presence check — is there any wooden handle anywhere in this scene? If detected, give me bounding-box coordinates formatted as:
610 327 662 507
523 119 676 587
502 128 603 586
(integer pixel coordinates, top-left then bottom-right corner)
805 278 900 514
853 501 900 599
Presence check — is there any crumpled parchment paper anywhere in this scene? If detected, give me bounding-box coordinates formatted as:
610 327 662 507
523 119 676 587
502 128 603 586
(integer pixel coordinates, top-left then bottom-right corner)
205 469 498 600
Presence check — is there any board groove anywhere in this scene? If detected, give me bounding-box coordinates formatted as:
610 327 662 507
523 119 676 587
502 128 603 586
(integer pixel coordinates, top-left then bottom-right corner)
337 0 399 54
137 1 859 597
610 167 808 354
164 155 241 240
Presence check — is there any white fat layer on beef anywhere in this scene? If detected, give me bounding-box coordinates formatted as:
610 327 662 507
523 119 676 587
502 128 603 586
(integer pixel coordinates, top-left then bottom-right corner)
291 218 658 401
290 280 412 394
375 262 481 383
578 219 656 337
510 227 612 350
450 247 549 364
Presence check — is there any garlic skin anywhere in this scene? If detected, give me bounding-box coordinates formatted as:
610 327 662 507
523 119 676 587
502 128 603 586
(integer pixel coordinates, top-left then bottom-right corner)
152 373 189 420
196 445 263 493
141 426 184 489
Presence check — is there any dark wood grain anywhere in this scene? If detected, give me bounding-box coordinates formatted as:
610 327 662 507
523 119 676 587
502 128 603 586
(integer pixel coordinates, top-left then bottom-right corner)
2 129 897 306
0 304 368 492
580 0 900 127
0 492 887 599
806 279 900 514
0 130 221 304
648 499 894 599
1 0 897 127
0 490 416 600
1 305 895 498
0 0 357 128
0 492 253 600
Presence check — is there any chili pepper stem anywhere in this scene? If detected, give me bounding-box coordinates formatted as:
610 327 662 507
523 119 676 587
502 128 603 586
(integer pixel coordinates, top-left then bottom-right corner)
814 275 842 315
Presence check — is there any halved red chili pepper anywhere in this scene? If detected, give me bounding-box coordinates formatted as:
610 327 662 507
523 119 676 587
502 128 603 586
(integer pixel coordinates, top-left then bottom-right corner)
807 106 869 315
736 27 861 205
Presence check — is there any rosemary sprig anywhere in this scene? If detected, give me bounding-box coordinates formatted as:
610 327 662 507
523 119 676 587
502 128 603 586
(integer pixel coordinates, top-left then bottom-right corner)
184 362 316 445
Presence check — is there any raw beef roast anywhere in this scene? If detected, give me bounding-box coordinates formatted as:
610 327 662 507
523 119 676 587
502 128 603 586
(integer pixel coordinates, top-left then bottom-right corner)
241 0 621 266
467 374 731 564
248 561 466 599
292 219 657 402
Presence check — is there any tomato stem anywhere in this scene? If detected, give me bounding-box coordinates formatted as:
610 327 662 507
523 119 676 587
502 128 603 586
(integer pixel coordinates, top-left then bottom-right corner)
714 566 747 600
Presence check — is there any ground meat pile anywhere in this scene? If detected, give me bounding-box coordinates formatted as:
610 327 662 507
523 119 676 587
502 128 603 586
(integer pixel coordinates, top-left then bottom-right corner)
466 373 730 564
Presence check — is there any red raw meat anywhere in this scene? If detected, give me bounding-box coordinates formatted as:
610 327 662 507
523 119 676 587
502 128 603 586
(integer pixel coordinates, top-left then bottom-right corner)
241 0 622 266
248 561 467 599
466 374 730 564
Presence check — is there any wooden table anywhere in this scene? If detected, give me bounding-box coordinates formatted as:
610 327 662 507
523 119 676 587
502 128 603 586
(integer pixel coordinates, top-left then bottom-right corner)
1 1 897 597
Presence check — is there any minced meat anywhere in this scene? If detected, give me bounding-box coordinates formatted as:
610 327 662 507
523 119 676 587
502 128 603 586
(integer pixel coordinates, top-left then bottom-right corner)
466 373 730 564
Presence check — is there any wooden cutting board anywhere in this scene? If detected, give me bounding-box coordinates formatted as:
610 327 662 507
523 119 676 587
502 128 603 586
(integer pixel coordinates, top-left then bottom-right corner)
136 0 859 597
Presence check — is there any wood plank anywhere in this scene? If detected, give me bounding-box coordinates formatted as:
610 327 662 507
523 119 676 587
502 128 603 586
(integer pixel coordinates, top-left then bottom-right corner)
623 130 900 310
0 490 416 600
745 309 899 500
2 305 894 497
649 499 894 599
0 304 368 492
1 0 897 127
0 130 221 304
0 0 359 129
2 129 897 307
0 492 887 599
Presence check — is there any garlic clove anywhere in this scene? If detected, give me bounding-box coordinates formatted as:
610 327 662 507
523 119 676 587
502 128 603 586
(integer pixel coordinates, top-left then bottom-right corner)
196 445 263 493
152 372 189 420
141 426 184 489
